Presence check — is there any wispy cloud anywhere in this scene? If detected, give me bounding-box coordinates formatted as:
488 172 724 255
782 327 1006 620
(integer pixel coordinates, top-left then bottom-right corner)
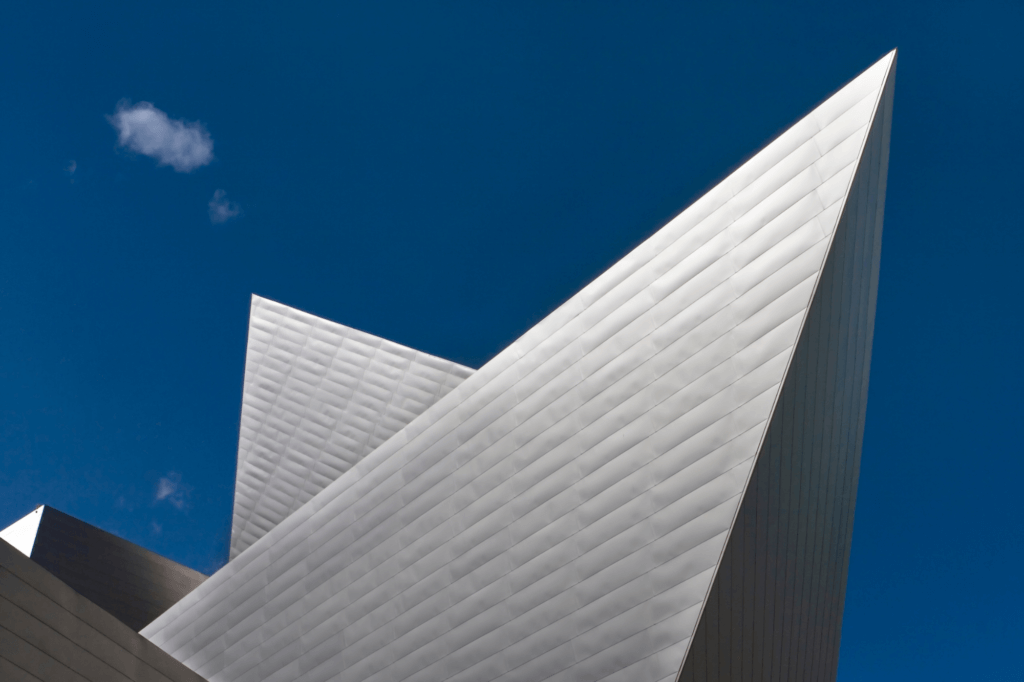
155 472 191 510
65 160 76 175
209 189 242 224
150 520 163 535
108 101 213 172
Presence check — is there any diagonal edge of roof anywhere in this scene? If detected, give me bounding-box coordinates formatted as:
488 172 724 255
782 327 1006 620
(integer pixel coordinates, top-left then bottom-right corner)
674 48 896 681
148 51 896 682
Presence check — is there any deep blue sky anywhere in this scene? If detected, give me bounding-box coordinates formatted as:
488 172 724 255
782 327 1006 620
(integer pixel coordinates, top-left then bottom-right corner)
1 3 1020 678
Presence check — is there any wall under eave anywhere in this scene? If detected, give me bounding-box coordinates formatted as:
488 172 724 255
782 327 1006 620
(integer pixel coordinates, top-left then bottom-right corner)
0 537 208 682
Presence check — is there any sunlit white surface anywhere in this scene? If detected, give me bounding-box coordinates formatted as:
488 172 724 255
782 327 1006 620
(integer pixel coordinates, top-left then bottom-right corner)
0 505 44 557
146 52 895 682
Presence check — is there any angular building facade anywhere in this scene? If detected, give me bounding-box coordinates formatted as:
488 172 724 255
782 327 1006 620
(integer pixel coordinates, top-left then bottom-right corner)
0 505 208 632
138 51 895 682
0 536 207 682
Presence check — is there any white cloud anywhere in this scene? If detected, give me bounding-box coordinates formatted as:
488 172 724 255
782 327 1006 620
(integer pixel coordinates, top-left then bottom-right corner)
155 472 191 510
209 189 242 224
108 101 213 172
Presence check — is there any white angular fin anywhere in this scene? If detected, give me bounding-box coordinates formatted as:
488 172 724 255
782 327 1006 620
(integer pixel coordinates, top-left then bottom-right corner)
230 295 475 559
0 506 45 557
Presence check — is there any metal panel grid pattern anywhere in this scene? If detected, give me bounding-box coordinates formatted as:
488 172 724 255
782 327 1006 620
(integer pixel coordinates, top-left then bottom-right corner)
146 53 895 682
679 61 892 682
231 296 475 559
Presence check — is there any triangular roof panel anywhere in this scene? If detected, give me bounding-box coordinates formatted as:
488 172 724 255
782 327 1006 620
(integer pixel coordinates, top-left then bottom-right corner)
147 51 896 682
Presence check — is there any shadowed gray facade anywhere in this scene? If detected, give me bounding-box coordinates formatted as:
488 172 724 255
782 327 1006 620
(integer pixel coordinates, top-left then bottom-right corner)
23 506 207 633
0 537 207 682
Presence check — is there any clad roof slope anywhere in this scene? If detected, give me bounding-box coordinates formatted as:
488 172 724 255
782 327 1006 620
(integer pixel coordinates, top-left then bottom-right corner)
147 52 895 682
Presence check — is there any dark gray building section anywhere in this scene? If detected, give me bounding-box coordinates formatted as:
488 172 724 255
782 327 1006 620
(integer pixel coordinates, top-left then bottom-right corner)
28 507 206 632
0 537 207 681
678 62 894 681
